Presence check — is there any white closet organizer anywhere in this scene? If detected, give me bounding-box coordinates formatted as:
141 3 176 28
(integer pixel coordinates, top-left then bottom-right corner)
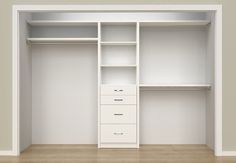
17 9 220 153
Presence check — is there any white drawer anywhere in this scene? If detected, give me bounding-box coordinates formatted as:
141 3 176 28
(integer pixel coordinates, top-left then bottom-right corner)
101 85 136 95
101 105 136 124
101 125 136 143
101 96 136 105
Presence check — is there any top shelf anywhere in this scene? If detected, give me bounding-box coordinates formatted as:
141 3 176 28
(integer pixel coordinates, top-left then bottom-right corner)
27 20 97 26
27 20 210 26
140 20 210 26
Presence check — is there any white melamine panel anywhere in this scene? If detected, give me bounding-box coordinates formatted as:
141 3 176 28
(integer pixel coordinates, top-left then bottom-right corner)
140 91 206 144
27 38 98 44
101 45 136 65
140 26 207 84
101 24 136 42
32 44 97 144
19 13 32 152
206 13 215 150
139 84 211 91
101 67 136 84
101 42 136 45
140 20 210 26
32 12 208 22
30 25 97 38
28 21 97 26
101 85 136 95
101 105 136 124
101 125 136 143
101 96 136 105
100 143 138 148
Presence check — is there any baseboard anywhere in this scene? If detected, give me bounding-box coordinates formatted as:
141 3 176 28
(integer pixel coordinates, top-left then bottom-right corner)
0 150 17 156
222 151 236 156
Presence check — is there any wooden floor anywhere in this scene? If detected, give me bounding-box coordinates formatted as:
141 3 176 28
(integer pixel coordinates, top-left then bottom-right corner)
0 145 236 163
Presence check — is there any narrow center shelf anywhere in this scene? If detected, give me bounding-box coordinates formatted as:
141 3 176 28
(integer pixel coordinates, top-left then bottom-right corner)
101 41 136 45
139 84 211 91
101 64 137 68
27 38 98 44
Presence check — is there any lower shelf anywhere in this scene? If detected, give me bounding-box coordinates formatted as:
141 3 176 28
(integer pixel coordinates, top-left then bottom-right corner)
139 84 211 91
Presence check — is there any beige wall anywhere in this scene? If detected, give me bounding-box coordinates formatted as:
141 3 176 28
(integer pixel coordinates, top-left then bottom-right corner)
0 0 235 151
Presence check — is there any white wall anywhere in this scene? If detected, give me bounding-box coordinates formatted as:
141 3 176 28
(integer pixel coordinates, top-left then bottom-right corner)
32 44 97 144
140 90 206 144
140 26 207 84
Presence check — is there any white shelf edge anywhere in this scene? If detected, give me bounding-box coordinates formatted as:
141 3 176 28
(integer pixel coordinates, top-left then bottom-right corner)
139 84 211 90
27 20 98 26
101 22 137 25
27 20 210 26
27 38 98 44
100 41 137 45
140 20 210 26
101 84 137 86
101 64 137 67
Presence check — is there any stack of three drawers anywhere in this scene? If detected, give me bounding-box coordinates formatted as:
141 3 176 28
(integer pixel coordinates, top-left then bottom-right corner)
100 85 137 147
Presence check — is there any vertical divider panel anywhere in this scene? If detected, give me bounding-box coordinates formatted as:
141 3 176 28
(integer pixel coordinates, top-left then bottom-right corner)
136 22 140 148
97 22 101 148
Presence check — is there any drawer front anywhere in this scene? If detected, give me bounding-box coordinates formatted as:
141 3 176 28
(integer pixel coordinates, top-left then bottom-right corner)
101 96 136 105
101 125 136 143
101 105 136 124
101 85 136 95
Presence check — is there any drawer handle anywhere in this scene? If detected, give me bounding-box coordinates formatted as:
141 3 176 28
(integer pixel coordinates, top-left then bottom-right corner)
114 89 123 92
113 132 124 135
114 113 123 116
114 98 123 101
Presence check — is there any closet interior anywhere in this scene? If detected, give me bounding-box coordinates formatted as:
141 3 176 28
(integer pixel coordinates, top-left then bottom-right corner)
18 11 216 151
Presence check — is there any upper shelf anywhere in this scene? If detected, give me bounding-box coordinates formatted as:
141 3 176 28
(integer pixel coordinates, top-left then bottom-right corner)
139 84 211 91
140 20 210 26
27 20 97 26
27 20 210 27
27 38 98 44
101 42 136 45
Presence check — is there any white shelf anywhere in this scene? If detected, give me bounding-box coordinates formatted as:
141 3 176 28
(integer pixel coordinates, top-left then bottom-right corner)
27 38 98 44
27 20 97 26
27 20 210 26
139 84 211 91
101 41 136 46
140 20 210 26
101 64 136 68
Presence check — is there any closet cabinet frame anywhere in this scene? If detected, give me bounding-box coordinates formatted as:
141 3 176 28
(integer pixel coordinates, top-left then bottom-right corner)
12 5 222 156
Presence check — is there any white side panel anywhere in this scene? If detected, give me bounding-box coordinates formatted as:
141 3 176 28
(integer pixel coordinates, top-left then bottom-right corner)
19 13 32 152
32 44 97 144
206 12 215 150
140 91 206 144
140 26 207 84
